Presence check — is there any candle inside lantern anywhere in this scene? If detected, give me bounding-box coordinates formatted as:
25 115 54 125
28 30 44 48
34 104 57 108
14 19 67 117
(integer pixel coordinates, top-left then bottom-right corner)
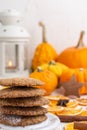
8 60 13 67
6 60 17 72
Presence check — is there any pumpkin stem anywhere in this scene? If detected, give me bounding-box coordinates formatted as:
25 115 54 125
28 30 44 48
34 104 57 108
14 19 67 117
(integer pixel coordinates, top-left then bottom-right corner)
36 67 43 72
39 22 47 43
49 60 56 65
76 31 85 48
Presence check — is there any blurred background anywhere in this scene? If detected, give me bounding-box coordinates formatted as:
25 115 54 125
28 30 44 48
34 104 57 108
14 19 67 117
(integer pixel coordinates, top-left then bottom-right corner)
0 0 87 67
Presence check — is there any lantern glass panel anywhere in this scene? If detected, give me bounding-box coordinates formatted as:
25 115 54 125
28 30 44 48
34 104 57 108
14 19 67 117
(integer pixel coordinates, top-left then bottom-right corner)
5 44 19 72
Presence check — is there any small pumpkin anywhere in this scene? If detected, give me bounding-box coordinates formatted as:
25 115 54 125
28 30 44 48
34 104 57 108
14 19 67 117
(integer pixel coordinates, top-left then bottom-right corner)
57 31 87 68
37 60 69 77
29 67 58 95
31 22 58 70
60 68 87 95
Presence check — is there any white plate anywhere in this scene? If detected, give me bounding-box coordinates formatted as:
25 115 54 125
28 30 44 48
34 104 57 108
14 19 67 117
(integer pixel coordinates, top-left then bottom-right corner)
0 113 61 130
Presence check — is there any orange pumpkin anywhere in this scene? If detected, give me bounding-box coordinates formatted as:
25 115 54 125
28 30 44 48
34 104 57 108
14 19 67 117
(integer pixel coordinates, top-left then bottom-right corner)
31 22 58 70
57 31 87 68
29 68 58 95
36 60 69 77
60 68 87 94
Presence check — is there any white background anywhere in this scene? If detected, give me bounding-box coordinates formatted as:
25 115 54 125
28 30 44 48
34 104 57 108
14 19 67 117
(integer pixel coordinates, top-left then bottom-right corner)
0 0 87 67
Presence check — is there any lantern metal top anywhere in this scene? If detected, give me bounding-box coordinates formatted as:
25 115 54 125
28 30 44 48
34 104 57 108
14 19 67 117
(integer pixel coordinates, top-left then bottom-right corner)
0 9 30 42
0 9 20 16
0 9 21 24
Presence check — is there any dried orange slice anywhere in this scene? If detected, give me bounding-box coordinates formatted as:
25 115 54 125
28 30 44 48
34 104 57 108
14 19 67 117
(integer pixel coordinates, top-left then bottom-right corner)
56 107 82 116
45 95 69 100
64 123 78 130
49 100 58 106
64 123 74 130
76 98 87 106
78 110 87 116
45 96 60 100
45 95 69 107
66 101 78 108
47 106 64 114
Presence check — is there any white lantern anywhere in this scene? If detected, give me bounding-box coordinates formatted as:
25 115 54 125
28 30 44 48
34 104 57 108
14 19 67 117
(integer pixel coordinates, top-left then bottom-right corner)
0 9 30 78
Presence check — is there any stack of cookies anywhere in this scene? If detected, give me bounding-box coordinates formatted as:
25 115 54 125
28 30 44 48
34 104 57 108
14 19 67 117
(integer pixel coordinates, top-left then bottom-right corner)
0 78 49 127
